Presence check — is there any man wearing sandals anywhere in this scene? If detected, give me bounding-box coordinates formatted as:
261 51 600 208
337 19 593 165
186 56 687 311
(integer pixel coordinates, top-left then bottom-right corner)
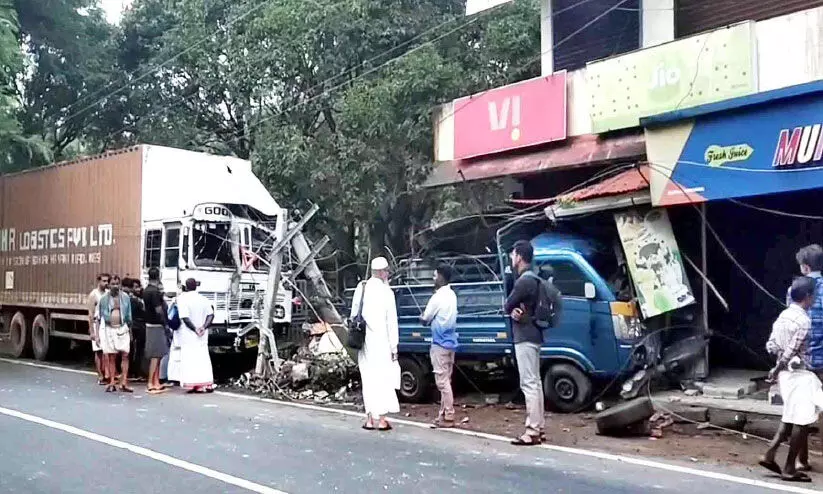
421 264 458 429
761 276 823 482
351 257 400 432
505 240 545 446
97 276 134 393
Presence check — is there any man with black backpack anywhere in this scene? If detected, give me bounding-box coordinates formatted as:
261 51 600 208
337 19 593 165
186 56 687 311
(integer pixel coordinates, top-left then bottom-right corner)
505 240 562 446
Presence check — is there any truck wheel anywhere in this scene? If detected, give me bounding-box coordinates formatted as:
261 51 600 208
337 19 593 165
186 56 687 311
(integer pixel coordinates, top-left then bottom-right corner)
9 311 30 358
543 363 592 413
31 314 52 361
398 356 431 403
595 397 654 434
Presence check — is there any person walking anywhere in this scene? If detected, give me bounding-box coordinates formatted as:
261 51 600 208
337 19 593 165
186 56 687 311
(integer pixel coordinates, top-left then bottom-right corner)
350 257 400 431
420 263 458 429
98 276 133 393
761 276 823 482
142 267 169 394
88 273 109 385
176 278 215 393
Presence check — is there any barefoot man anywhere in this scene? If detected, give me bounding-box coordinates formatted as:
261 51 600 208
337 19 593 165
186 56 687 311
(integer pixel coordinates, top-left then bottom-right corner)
88 273 109 385
98 276 133 393
761 276 823 482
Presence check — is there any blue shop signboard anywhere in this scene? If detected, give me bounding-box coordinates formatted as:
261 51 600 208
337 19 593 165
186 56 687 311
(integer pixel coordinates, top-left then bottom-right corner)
643 81 823 207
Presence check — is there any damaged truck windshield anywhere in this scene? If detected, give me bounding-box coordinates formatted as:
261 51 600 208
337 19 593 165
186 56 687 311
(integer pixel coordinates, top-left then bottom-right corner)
192 221 273 270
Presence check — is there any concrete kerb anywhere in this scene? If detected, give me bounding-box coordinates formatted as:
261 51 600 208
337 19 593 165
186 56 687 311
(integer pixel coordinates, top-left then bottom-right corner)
0 357 820 494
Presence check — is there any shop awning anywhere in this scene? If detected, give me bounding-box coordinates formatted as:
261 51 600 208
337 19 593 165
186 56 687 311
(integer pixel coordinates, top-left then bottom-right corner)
424 132 645 188
642 80 823 206
544 165 651 219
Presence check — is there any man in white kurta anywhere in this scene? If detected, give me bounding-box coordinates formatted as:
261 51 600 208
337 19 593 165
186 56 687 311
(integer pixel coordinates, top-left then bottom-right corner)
176 278 215 393
351 257 400 430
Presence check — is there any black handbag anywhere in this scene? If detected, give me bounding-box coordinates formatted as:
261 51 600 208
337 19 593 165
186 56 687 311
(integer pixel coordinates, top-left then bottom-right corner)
347 282 367 350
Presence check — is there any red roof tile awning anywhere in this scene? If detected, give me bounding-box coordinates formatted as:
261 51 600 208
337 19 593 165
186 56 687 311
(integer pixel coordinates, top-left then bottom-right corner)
563 165 649 202
424 132 645 188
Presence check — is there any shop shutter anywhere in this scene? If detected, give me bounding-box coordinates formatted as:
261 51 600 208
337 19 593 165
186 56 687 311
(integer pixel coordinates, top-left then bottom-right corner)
676 0 823 38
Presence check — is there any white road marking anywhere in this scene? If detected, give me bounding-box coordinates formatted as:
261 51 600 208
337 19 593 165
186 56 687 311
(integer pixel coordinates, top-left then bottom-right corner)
0 404 287 494
0 357 818 494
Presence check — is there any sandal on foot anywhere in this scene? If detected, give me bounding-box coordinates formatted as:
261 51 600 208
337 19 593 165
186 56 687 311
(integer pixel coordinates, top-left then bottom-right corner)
781 472 812 483
119 386 134 393
105 385 117 393
797 463 813 473
759 460 782 475
378 423 393 431
511 434 541 446
362 423 376 431
431 419 455 429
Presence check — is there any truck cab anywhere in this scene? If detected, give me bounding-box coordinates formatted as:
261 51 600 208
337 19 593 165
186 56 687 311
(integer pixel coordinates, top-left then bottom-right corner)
142 203 292 353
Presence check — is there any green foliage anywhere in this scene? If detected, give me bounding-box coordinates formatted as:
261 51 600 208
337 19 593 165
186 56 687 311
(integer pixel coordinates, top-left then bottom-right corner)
5 0 541 263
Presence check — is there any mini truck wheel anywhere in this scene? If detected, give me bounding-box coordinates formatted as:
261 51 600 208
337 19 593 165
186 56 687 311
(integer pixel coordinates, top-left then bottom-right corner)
31 314 51 361
9 311 30 358
398 356 431 403
543 363 592 413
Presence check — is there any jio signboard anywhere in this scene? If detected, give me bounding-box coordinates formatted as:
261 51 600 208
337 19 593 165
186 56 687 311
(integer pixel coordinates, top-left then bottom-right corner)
587 22 756 133
451 72 567 160
644 82 823 206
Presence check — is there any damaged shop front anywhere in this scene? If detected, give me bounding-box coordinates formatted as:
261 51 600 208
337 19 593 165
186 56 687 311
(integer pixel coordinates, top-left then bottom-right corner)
640 80 823 377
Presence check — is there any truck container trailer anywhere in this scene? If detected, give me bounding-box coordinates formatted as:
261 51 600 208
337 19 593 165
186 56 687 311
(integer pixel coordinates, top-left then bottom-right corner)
0 145 293 360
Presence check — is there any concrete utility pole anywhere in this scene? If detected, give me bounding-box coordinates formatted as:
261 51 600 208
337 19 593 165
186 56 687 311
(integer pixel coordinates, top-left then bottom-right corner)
290 230 356 361
242 204 355 379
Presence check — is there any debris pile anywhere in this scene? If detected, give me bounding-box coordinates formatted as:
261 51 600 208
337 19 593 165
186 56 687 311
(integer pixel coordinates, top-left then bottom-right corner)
231 326 361 405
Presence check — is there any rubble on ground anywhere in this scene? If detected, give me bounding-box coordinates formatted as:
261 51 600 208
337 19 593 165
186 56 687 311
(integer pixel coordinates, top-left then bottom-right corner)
230 325 361 404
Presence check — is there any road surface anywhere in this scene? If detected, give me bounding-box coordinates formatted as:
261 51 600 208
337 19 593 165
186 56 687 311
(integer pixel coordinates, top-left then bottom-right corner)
0 359 814 494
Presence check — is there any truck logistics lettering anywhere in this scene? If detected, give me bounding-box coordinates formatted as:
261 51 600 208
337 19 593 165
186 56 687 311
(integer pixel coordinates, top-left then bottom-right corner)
0 225 114 253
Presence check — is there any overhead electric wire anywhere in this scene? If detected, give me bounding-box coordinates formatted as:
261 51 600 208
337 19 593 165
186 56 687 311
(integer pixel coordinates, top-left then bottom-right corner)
61 0 292 126
100 4 488 145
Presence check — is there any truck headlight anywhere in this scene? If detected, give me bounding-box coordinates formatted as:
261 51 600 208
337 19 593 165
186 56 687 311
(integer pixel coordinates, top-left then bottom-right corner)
610 302 642 341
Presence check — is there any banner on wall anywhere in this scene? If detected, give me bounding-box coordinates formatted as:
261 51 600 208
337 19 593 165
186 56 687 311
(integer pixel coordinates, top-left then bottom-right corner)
614 209 695 318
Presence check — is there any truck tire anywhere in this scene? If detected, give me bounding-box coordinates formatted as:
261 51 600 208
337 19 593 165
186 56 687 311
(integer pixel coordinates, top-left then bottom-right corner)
9 311 30 358
31 314 51 361
595 397 655 434
398 356 431 403
543 363 592 413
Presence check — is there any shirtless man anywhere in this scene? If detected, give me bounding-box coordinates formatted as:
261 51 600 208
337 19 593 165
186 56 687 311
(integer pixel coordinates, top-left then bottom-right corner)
98 276 133 393
87 273 109 385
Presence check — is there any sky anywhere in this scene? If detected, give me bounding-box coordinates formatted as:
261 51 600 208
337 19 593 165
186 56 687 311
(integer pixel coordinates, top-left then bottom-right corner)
100 0 132 24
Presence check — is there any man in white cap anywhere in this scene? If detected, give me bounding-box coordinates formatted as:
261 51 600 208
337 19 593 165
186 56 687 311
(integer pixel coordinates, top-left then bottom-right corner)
350 256 400 431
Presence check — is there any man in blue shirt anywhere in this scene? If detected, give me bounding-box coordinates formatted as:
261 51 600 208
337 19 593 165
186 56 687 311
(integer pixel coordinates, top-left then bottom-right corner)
790 245 823 372
421 264 458 428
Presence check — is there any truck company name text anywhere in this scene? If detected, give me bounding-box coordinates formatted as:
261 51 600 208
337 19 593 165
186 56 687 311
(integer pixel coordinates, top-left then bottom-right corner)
0 224 114 253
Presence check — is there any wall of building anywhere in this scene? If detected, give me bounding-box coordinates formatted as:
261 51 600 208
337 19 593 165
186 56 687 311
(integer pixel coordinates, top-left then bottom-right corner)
676 0 823 37
434 4 823 161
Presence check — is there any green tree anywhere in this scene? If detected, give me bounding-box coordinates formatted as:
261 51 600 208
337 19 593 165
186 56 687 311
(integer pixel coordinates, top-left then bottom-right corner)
14 0 117 163
105 0 540 263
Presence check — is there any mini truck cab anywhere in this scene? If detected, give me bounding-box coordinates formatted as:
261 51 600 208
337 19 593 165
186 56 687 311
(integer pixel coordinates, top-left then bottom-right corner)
390 231 644 413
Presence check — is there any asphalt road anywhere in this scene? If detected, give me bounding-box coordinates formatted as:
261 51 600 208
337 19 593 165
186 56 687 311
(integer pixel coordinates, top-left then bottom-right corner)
0 359 814 494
